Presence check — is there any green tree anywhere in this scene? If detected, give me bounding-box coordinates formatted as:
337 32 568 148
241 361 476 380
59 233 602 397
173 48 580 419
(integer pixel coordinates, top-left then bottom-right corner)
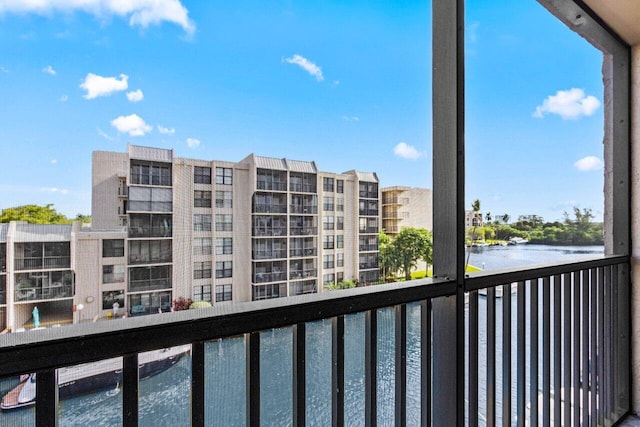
74 214 92 224
379 230 399 279
0 204 70 224
394 227 432 281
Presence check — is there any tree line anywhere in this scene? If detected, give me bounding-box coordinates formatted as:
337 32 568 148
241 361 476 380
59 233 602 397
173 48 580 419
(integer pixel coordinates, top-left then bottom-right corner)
474 207 603 245
0 204 91 224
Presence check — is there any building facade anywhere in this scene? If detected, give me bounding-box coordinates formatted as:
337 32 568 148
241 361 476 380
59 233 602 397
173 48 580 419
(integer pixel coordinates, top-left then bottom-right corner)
0 145 381 329
381 186 433 237
90 145 380 316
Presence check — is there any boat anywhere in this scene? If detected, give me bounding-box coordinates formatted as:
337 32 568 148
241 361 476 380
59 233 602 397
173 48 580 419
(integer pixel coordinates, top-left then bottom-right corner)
1 345 190 410
508 237 529 245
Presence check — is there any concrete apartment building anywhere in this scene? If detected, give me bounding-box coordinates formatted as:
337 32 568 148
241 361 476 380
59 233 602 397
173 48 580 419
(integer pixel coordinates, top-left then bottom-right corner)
0 144 380 330
381 186 433 236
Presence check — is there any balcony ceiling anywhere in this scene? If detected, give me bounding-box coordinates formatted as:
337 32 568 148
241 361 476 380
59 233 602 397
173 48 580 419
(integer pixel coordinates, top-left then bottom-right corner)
582 0 640 45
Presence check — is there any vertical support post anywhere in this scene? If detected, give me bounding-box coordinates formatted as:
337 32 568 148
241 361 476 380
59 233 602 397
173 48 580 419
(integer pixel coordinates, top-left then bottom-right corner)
293 323 306 427
36 369 58 427
502 283 512 427
332 316 345 427
395 304 407 427
365 310 378 427
191 342 205 427
468 292 479 427
432 0 464 425
421 300 432 427
123 353 139 427
517 281 526 425
487 288 496 427
246 332 260 427
530 279 539 427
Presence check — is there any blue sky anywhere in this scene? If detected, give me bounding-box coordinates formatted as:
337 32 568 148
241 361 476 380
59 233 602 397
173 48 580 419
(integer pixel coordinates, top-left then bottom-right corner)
0 0 604 222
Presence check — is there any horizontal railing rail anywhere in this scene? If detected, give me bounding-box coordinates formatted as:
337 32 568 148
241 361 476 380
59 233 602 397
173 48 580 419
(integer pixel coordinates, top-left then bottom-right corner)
0 255 629 426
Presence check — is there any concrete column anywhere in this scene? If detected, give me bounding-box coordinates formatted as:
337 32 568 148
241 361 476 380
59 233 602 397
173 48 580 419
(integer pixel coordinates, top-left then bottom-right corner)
630 43 640 415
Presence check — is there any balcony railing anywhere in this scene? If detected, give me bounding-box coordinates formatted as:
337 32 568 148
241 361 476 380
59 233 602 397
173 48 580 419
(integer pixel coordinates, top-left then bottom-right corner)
253 203 287 214
359 244 378 252
289 269 316 280
14 256 71 271
289 248 316 257
289 205 318 214
14 283 74 302
0 255 629 426
289 227 317 236
252 249 287 260
128 226 172 238
253 271 287 284
256 181 287 191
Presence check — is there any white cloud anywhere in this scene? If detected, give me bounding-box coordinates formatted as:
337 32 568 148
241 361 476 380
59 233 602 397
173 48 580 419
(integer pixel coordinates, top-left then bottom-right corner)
110 114 152 136
41 187 69 195
81 73 128 99
393 142 424 160
158 125 175 135
50 159 57 165
0 0 196 35
0 66 8 73
342 115 360 122
533 88 600 120
284 54 324 82
126 89 144 102
186 137 200 148
574 156 603 171
42 65 56 75
59 95 68 102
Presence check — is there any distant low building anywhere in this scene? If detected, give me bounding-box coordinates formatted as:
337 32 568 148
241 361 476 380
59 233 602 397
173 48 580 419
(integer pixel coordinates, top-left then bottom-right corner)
381 186 433 237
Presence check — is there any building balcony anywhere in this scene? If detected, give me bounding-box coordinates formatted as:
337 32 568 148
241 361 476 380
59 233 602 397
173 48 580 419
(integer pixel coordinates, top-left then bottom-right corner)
359 262 379 270
289 269 316 280
0 255 629 425
252 250 287 260
253 271 287 283
289 227 317 236
256 181 287 192
14 256 71 271
289 205 318 214
14 283 74 302
359 244 379 252
253 203 287 214
128 226 172 238
289 248 316 257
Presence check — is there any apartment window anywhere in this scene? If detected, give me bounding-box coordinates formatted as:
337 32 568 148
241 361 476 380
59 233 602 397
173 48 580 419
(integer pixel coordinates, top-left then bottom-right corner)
253 283 286 301
194 190 212 208
336 198 344 212
323 196 334 211
194 237 212 256
103 239 124 257
194 261 212 279
337 235 344 249
337 253 344 268
128 240 172 264
128 187 172 212
336 216 344 230
337 179 344 194
323 254 334 269
336 272 344 282
194 166 212 184
130 161 171 186
102 290 125 310
194 214 212 232
103 265 125 284
216 237 233 255
323 216 335 230
193 284 212 302
216 261 233 278
215 190 233 208
216 167 233 185
216 284 232 302
323 177 334 192
323 273 335 284
216 214 233 232
323 235 334 250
